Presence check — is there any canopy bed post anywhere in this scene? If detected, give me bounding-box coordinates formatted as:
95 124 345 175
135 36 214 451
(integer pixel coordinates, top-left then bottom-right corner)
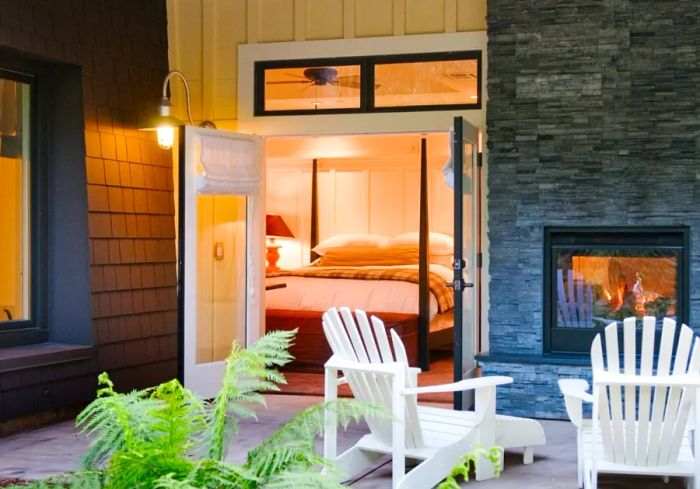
310 158 319 263
418 137 430 370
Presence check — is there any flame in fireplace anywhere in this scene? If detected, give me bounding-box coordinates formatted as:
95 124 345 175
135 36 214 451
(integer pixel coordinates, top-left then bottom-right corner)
603 286 626 311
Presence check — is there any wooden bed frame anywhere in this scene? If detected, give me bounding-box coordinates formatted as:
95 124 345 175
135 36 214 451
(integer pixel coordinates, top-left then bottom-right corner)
266 309 419 373
266 138 453 371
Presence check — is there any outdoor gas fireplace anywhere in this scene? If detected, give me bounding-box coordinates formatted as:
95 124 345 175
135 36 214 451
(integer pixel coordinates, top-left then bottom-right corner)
544 227 689 353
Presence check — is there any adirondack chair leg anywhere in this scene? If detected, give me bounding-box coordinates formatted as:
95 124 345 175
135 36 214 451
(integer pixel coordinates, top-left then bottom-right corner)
323 366 338 461
392 368 406 489
474 386 497 481
663 475 670 483
523 446 534 464
577 428 584 488
335 446 385 480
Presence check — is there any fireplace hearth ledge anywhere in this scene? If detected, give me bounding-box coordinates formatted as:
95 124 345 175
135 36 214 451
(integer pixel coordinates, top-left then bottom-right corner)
476 352 591 366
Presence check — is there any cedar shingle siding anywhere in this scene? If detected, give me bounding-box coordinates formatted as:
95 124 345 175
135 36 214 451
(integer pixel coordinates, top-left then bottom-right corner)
0 0 176 423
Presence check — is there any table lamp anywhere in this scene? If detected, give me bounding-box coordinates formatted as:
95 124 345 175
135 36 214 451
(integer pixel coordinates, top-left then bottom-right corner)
266 214 294 273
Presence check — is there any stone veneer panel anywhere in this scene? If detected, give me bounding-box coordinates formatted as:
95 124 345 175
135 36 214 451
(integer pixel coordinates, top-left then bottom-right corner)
483 0 700 418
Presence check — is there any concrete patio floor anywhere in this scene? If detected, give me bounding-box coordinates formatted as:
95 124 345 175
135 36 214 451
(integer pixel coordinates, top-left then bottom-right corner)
0 394 686 488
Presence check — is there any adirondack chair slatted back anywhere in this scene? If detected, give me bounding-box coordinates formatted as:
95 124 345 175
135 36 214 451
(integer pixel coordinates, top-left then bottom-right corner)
557 269 593 328
591 316 700 467
322 307 425 448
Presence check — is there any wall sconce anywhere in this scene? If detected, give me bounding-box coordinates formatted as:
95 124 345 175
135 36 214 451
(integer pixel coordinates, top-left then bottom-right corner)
143 70 216 150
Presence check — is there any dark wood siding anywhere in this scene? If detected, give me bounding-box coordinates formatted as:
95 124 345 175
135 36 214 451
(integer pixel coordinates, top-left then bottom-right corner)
0 0 176 422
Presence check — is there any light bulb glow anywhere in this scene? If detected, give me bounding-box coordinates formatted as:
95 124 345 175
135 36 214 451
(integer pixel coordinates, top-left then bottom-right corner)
157 125 175 149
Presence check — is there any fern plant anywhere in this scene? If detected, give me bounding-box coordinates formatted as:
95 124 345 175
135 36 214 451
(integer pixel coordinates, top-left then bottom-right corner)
7 330 380 489
436 444 504 489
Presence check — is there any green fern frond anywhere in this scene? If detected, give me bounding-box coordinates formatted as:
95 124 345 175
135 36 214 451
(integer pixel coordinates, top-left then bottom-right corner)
264 471 346 489
250 399 381 461
152 459 256 489
246 399 384 487
76 374 160 468
206 330 296 461
105 447 195 489
436 444 503 489
148 379 207 456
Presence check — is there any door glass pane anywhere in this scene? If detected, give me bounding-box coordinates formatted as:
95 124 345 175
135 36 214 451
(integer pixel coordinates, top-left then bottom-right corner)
461 141 477 375
0 78 30 323
262 64 362 112
196 195 247 364
374 58 479 108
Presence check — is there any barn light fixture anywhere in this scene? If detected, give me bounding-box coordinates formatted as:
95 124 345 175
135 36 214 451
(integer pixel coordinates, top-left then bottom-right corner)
143 70 216 150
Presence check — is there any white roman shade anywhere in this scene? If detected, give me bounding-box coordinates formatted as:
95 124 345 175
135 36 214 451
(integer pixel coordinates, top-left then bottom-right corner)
196 135 260 195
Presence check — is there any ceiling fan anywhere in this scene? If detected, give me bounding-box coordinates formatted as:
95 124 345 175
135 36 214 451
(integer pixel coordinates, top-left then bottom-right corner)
266 67 362 89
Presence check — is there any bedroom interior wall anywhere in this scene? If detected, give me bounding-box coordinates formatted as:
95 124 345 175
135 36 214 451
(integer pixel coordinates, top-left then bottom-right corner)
266 156 453 269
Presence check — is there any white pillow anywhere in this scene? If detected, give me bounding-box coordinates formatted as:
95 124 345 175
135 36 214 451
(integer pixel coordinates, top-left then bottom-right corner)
312 234 390 255
389 232 454 255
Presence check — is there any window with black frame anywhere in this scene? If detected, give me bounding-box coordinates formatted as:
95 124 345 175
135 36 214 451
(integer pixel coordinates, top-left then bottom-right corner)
254 51 481 116
0 65 49 348
0 72 32 328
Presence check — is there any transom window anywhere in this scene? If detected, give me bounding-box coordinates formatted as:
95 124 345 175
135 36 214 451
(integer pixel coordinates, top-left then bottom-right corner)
254 51 481 116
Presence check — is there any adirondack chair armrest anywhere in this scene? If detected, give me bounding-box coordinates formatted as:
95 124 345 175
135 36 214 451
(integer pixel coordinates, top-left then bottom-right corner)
558 378 593 428
558 378 593 402
401 375 513 396
593 371 700 387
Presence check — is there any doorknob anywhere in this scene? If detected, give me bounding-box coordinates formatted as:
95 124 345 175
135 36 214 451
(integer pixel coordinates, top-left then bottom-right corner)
446 279 474 291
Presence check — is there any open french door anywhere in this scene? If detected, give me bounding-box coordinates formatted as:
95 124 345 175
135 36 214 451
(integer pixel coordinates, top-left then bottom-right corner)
451 116 481 410
178 125 265 399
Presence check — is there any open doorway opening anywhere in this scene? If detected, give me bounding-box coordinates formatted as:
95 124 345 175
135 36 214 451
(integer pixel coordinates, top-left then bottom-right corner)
263 131 456 402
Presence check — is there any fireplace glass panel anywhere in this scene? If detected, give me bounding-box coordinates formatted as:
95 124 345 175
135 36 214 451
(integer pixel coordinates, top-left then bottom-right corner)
555 249 679 329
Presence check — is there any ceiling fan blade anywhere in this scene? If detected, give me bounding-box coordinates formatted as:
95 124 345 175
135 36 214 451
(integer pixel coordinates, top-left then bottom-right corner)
267 80 314 85
443 72 477 80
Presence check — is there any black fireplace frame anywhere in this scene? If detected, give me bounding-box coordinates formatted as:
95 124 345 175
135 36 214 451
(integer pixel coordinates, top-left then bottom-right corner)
543 226 690 354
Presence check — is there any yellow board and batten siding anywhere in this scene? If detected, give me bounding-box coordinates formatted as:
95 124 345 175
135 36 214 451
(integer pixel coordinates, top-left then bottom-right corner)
166 0 487 128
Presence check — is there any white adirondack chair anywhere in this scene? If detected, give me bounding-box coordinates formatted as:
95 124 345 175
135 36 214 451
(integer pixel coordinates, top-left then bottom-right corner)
559 317 700 489
322 306 546 489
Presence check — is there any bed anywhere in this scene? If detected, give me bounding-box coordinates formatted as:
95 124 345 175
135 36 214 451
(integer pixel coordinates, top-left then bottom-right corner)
265 258 455 372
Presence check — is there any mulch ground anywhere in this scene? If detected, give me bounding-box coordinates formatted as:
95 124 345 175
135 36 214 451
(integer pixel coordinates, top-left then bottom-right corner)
0 478 25 487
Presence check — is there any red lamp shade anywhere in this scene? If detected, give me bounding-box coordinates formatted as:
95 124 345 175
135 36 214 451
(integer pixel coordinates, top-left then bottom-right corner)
266 214 294 239
265 215 294 274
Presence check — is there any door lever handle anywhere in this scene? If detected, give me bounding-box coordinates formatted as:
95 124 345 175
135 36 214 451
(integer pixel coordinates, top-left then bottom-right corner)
446 279 474 291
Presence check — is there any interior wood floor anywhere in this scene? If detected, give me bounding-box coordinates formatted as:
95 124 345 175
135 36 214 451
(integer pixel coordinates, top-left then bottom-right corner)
278 350 454 403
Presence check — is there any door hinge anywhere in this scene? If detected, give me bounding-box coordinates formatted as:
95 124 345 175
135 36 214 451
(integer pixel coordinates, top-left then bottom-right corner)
477 252 483 268
477 153 483 167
